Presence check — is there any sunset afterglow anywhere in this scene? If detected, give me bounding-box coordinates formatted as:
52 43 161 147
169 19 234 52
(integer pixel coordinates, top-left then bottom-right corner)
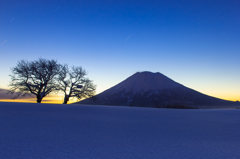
0 0 240 102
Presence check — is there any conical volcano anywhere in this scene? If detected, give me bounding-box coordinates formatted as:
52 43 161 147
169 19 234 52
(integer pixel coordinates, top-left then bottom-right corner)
113 71 183 92
76 71 233 107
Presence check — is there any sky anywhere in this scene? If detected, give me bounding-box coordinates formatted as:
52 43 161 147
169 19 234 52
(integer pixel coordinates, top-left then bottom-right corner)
0 0 240 102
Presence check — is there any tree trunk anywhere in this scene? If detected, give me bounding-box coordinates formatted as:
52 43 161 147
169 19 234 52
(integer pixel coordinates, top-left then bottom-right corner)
37 97 42 103
63 95 69 104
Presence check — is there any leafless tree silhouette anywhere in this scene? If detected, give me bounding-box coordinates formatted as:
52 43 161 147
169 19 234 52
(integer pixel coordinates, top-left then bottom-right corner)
58 65 96 104
8 58 61 103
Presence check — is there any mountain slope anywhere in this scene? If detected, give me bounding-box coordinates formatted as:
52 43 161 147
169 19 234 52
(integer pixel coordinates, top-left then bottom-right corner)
76 71 233 107
0 88 34 99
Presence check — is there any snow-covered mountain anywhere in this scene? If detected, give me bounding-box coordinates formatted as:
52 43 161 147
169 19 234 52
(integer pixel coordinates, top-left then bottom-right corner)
0 88 33 99
76 71 233 107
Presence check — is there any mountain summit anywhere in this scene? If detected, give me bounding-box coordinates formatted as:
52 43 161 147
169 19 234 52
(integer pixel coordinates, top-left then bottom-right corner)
76 71 233 108
113 71 183 92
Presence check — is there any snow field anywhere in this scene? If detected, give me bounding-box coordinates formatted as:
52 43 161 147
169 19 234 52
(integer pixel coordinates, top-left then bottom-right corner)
0 102 240 159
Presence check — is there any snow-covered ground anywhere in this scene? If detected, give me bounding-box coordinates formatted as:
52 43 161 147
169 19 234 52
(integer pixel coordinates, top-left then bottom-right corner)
1 102 240 159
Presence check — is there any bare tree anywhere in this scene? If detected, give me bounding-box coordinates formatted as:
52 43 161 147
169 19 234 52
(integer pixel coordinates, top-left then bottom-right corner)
58 65 96 104
8 58 61 103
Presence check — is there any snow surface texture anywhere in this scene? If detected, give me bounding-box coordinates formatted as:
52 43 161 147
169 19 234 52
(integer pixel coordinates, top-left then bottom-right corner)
1 102 240 159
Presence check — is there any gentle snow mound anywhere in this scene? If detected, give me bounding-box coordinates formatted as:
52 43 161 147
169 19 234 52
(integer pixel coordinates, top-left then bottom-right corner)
1 102 240 159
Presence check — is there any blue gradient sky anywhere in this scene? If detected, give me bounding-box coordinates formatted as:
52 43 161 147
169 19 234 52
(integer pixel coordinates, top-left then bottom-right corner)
1 0 240 101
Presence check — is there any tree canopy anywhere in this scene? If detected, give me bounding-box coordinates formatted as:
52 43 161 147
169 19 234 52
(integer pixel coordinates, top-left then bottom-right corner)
58 65 96 104
9 58 61 103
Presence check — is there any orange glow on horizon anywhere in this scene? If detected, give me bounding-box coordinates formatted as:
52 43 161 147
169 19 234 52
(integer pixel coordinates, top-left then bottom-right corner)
0 96 77 104
0 94 238 104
